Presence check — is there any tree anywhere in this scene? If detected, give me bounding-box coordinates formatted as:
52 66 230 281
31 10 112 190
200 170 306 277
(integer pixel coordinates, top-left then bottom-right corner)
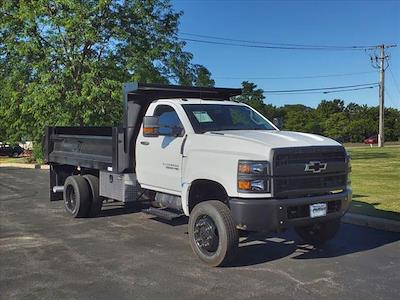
234 81 266 113
316 99 345 119
385 108 400 141
193 65 215 87
347 118 374 142
323 113 349 142
0 0 214 144
282 105 322 134
344 102 363 117
262 104 282 121
235 81 265 103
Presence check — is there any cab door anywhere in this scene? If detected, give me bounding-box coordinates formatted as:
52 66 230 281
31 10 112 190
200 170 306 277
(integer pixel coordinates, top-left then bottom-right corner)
136 104 186 194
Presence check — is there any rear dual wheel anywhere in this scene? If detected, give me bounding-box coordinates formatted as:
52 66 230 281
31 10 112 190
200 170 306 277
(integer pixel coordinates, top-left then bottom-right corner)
63 175 102 218
63 176 91 218
83 175 103 217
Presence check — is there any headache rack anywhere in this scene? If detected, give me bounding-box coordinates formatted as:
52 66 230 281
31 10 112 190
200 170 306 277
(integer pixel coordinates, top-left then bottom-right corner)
44 83 242 173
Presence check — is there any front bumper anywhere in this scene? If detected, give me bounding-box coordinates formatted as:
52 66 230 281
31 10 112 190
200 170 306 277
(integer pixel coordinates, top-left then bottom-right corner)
229 189 352 232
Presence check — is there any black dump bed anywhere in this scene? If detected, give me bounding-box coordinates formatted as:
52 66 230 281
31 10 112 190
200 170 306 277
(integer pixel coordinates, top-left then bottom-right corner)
44 83 242 173
44 126 114 171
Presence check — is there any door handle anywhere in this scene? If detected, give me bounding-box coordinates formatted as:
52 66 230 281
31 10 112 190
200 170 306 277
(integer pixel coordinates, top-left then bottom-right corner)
140 141 150 146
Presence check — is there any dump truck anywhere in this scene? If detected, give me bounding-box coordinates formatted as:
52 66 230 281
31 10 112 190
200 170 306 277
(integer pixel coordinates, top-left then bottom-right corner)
44 83 352 266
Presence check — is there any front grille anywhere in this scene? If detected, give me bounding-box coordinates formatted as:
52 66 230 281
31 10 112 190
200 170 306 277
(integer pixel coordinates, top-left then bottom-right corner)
272 146 348 198
274 174 347 197
275 149 346 167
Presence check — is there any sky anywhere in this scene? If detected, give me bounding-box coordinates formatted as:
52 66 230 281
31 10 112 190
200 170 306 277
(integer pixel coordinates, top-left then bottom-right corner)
171 0 400 109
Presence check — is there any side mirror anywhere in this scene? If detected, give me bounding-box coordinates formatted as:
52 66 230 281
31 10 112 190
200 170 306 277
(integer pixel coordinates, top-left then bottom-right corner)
143 116 160 137
273 117 283 130
159 126 184 137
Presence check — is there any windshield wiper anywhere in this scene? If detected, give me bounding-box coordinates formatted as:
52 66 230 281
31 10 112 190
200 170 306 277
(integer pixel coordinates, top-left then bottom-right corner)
251 127 275 130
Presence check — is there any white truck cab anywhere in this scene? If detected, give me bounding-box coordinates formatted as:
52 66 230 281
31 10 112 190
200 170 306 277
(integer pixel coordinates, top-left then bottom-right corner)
45 83 352 266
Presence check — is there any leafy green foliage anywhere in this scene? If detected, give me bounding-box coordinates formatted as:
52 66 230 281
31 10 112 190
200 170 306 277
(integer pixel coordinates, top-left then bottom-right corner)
317 99 345 118
193 65 215 87
0 0 214 144
234 81 265 108
283 106 322 134
32 142 44 164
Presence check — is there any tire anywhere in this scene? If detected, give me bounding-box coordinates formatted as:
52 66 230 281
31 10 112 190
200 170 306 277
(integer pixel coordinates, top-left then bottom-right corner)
188 200 238 267
63 176 91 218
295 218 341 245
10 152 19 158
83 174 103 217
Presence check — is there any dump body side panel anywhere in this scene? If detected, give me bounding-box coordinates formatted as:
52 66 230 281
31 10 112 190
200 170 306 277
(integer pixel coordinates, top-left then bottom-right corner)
45 126 114 171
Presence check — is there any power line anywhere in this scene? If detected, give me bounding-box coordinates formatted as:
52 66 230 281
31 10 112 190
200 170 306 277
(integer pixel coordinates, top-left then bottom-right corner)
265 86 377 96
180 38 379 51
180 32 378 50
388 65 400 96
262 82 378 94
323 86 376 94
385 89 398 108
214 71 377 80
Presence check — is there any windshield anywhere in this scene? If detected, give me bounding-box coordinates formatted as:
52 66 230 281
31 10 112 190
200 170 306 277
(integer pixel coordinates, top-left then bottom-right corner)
182 104 276 133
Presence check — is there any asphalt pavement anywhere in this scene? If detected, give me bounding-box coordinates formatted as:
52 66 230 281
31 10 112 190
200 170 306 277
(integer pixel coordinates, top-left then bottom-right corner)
1 167 399 300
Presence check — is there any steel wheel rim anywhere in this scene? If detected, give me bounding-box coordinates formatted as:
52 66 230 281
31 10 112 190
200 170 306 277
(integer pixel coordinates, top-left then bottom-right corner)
65 185 77 213
193 215 219 256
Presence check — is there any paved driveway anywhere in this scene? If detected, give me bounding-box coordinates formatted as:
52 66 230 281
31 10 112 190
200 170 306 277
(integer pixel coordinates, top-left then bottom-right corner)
1 167 399 299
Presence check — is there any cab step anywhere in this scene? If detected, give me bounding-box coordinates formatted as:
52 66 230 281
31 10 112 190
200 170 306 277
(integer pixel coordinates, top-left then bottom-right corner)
142 207 184 221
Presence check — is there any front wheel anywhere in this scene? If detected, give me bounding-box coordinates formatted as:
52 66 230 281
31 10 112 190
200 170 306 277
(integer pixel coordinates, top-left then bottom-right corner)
295 218 341 245
188 200 238 267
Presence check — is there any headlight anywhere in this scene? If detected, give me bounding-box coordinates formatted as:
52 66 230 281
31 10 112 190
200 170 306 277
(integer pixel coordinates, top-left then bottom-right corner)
237 160 270 193
238 161 269 175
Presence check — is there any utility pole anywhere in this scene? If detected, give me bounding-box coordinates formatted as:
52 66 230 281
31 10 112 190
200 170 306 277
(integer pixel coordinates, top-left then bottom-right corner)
371 44 396 147
378 44 385 147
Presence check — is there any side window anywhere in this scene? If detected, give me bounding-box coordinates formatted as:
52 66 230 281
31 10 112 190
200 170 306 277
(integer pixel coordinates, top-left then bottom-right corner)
154 105 185 137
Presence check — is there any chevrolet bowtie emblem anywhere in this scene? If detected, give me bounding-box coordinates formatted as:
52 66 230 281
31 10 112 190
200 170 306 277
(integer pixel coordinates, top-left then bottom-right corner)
304 161 327 173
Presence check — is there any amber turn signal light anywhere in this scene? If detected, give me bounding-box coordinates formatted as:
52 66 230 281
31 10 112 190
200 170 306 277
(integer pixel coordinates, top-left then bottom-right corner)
143 127 156 134
238 180 251 190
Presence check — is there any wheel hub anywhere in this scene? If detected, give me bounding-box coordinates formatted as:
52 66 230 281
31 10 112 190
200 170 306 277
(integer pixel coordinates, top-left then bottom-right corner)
194 215 219 254
65 186 77 213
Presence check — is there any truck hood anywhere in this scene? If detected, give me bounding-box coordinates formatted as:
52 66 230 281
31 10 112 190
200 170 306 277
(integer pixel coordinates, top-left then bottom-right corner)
207 130 341 148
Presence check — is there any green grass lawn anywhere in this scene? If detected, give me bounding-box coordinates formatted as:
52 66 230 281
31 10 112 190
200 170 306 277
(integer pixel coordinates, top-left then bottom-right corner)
347 146 400 221
0 156 31 164
344 141 400 148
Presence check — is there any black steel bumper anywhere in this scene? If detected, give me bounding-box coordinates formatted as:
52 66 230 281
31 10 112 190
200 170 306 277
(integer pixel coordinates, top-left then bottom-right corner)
229 189 352 232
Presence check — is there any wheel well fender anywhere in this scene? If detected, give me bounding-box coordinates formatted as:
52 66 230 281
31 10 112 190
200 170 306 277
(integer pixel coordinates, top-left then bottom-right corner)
186 179 229 214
